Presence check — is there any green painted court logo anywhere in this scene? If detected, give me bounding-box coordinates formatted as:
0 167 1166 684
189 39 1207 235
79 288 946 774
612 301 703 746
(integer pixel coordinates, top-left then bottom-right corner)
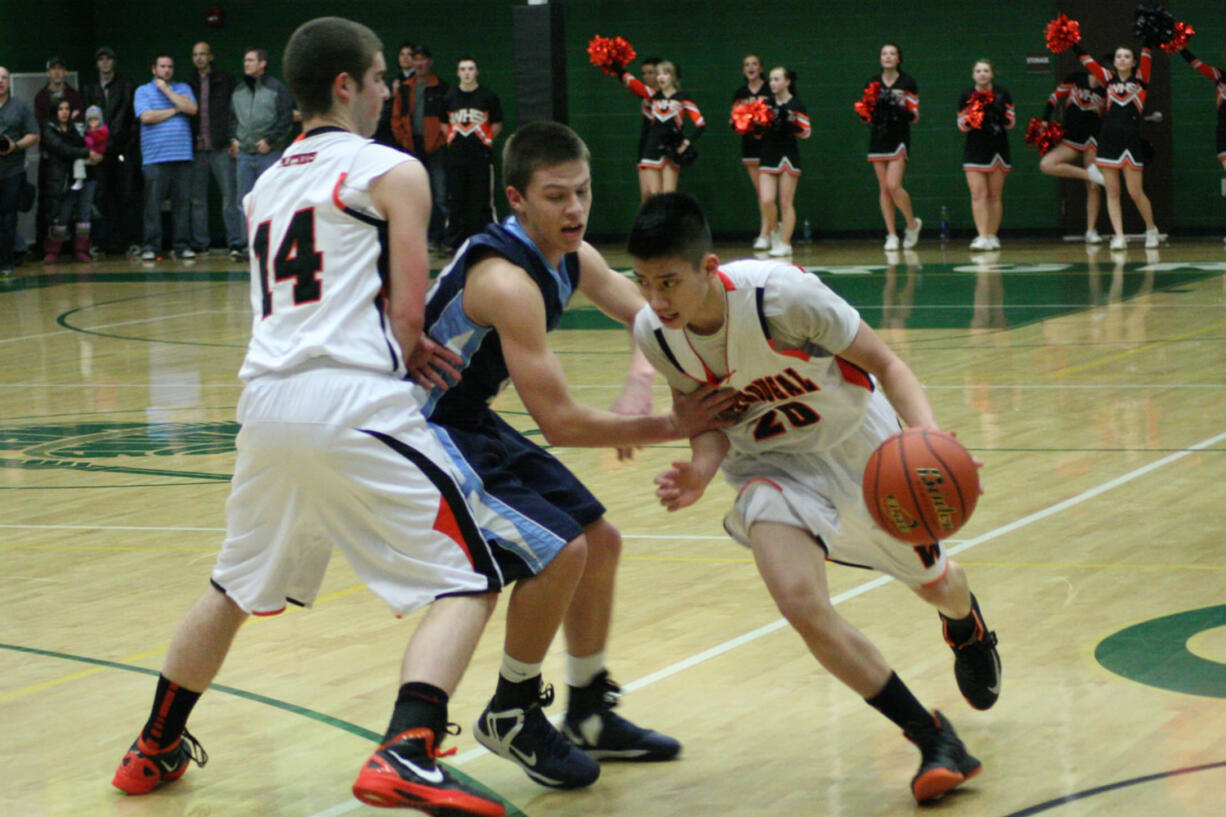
1096 605 1226 698
1 422 238 481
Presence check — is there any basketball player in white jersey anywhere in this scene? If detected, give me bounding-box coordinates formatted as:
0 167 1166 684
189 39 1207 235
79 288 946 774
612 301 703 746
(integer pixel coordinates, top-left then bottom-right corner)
626 192 1001 804
110 18 549 816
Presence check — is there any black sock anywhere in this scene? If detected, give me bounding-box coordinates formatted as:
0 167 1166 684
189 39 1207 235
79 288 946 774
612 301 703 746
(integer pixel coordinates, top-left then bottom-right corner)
942 594 984 646
384 682 449 744
140 674 202 748
866 672 932 732
492 673 541 710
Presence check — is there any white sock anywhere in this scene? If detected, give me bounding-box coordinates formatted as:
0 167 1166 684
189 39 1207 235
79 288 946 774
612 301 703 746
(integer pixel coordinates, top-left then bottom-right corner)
499 652 542 684
566 651 606 688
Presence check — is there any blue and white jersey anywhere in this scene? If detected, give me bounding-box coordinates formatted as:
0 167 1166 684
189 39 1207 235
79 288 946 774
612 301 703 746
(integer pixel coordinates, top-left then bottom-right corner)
414 215 581 426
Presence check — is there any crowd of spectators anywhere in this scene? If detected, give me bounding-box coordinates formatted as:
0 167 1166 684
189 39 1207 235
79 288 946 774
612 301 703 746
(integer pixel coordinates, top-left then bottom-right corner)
0 38 503 277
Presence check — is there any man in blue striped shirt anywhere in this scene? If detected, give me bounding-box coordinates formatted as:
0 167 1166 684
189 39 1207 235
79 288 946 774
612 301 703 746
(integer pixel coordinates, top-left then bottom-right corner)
134 54 197 261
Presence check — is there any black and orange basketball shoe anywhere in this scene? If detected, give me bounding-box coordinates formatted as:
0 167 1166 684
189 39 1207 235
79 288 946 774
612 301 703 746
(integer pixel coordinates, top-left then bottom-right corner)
564 671 681 761
941 594 1002 710
904 710 983 803
352 727 505 816
112 730 208 794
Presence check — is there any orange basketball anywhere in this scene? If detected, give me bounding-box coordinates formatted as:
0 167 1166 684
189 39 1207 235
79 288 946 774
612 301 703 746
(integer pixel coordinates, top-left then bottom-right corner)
862 429 980 545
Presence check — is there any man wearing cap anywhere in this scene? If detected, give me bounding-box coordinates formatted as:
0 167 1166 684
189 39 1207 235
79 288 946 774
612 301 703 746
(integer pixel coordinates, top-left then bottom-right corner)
134 54 197 261
34 56 84 127
0 66 40 277
186 42 241 257
83 46 139 255
391 44 449 250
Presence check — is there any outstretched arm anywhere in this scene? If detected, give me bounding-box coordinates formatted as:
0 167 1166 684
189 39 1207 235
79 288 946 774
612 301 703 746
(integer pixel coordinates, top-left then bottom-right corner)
469 256 736 448
837 319 937 430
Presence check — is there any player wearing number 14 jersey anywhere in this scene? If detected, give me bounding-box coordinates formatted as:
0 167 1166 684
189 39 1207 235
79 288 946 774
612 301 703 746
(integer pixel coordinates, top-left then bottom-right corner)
111 18 532 817
628 193 1002 804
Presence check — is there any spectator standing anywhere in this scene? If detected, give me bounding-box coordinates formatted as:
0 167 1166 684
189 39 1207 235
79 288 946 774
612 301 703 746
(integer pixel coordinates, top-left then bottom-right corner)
34 56 84 127
443 56 502 248
0 66 39 277
228 47 293 231
134 54 197 261
373 41 415 151
392 45 449 250
40 98 102 262
82 46 140 255
186 42 241 257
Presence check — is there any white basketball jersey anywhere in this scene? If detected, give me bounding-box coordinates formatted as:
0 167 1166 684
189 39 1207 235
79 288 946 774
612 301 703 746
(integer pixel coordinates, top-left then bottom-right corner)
636 260 876 456
239 128 417 381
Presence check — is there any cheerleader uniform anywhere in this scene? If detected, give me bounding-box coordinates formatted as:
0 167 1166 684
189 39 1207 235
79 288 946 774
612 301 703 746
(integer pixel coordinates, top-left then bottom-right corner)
620 71 656 163
759 96 812 176
1179 49 1226 161
865 72 919 162
731 81 770 166
958 85 1015 172
1075 45 1151 169
639 90 706 169
1042 71 1104 151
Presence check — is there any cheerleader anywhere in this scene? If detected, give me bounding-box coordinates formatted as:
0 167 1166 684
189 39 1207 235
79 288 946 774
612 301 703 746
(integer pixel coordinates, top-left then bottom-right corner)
626 60 705 197
616 58 663 202
1178 47 1226 241
758 66 811 257
1073 43 1160 249
958 59 1015 250
1178 48 1226 172
1038 67 1108 242
865 43 922 251
731 54 774 249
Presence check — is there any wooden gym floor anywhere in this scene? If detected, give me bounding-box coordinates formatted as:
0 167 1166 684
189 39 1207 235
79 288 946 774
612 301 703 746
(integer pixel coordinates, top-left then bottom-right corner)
2 237 1225 817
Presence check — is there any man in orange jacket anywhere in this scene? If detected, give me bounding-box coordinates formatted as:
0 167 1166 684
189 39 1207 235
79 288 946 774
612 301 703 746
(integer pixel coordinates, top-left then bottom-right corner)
392 45 450 251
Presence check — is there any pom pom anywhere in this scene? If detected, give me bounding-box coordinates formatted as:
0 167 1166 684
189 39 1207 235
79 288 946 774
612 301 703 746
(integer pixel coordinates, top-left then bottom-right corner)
1039 121 1065 155
1024 118 1065 155
854 81 882 123
1133 3 1175 49
587 35 636 76
1161 20 1195 53
732 98 774 135
964 90 995 130
1044 14 1082 53
1024 116 1047 146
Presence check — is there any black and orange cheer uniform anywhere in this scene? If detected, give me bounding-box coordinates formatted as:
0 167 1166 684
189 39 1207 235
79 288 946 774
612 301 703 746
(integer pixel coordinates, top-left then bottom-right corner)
620 71 655 164
759 96 811 176
633 90 706 169
1043 71 1105 152
958 85 1015 172
731 80 770 166
1180 49 1226 161
865 71 919 162
1075 45 1151 169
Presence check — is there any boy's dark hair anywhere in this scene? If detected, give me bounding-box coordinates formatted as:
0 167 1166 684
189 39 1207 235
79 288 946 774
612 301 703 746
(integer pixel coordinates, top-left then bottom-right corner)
457 55 478 68
642 55 663 67
627 192 712 266
283 17 381 118
502 120 590 193
244 47 269 63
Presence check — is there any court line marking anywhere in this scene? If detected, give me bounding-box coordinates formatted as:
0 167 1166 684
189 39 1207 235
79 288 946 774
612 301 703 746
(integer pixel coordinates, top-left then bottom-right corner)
1051 319 1226 378
299 428 1226 817
0 309 230 346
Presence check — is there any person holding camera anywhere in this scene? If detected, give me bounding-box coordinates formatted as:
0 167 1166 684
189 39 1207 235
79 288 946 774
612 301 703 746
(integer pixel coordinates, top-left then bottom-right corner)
0 66 40 277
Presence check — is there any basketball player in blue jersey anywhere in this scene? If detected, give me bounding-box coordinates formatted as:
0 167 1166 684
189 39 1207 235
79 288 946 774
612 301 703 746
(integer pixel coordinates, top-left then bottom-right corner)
110 18 551 816
409 121 737 789
626 192 1002 804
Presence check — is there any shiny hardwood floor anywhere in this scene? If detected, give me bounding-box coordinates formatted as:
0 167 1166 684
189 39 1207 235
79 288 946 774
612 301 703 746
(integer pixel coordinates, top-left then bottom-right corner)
2 237 1225 817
